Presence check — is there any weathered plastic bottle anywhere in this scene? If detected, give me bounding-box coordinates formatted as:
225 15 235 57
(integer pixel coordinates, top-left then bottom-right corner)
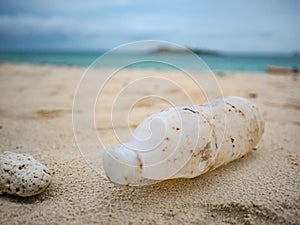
103 96 264 186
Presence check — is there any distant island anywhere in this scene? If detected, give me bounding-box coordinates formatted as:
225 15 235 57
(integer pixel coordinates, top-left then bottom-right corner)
149 46 220 56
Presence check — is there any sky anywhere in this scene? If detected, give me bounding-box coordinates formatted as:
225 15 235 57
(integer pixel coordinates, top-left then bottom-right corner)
0 0 299 53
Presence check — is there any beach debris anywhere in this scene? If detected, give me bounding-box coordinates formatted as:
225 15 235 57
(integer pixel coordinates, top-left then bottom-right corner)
0 151 52 197
267 65 298 80
103 96 264 186
267 65 298 75
248 92 257 98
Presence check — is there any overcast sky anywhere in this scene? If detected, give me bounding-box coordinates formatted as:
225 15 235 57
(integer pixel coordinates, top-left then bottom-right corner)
0 0 299 53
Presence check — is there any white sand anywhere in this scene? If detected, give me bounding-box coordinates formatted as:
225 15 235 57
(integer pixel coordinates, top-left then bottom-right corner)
0 63 299 224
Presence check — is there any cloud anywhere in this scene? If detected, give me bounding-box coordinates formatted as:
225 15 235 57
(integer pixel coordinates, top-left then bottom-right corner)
0 1 299 52
0 13 182 42
0 15 75 37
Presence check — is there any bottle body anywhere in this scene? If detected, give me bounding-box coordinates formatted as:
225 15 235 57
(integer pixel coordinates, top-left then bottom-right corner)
103 96 264 185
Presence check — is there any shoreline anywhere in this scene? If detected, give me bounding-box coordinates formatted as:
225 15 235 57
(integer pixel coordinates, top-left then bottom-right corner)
0 63 299 224
1 50 299 74
0 61 273 75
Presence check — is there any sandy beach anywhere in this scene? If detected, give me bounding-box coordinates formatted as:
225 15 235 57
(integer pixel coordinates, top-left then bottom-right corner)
0 63 299 224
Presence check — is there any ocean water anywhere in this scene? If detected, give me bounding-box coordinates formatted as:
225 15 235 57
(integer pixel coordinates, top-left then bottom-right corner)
0 51 299 73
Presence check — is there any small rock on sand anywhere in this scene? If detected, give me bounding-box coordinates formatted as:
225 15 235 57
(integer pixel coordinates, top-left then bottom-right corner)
0 151 52 197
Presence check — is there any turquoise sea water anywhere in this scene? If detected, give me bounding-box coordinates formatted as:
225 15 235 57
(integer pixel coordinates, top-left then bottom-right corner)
0 51 299 73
